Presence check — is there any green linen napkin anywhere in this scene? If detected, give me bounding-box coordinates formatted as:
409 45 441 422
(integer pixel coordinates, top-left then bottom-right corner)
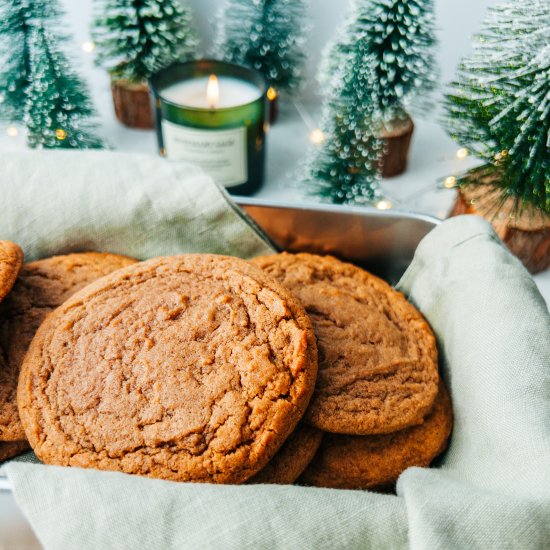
2 152 550 549
0 150 274 261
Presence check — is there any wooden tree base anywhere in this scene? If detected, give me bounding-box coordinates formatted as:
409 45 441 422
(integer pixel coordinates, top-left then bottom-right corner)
450 183 550 274
111 80 154 129
380 117 414 178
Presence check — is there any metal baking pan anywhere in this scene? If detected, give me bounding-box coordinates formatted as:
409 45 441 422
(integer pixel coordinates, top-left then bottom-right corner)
238 198 439 285
0 200 439 548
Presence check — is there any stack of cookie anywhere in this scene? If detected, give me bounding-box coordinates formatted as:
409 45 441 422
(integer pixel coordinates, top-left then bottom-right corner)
1 240 451 489
252 253 452 490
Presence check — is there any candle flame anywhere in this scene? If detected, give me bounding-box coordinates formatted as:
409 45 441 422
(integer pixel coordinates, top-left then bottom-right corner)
206 74 220 109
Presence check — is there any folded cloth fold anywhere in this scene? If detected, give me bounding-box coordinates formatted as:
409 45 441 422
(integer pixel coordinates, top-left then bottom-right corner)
2 152 549 550
0 150 274 261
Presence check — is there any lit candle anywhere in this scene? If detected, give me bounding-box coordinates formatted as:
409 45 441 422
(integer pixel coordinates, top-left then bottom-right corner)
151 60 268 195
161 75 261 110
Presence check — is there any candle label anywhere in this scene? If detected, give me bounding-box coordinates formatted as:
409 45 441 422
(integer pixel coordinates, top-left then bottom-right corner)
162 121 247 188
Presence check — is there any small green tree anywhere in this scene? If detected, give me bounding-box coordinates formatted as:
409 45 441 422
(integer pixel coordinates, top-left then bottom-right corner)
319 0 438 123
25 23 104 148
92 0 197 83
0 0 104 148
307 0 437 203
0 0 59 122
303 39 383 204
445 0 549 214
215 0 308 94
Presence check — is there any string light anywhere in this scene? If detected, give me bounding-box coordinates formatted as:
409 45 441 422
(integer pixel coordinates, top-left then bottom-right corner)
81 41 95 53
456 148 468 159
6 125 18 137
494 149 509 162
495 149 508 161
375 199 393 210
309 128 325 145
267 87 278 101
444 176 457 188
56 128 67 140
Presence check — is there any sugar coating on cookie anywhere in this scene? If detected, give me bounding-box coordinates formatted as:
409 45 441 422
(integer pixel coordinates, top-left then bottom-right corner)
252 253 439 435
18 254 318 484
0 252 137 441
299 381 453 490
0 241 23 304
249 423 323 485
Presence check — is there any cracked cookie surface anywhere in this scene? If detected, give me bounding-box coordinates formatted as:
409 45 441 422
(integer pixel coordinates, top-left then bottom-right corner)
0 241 23 304
249 423 323 485
299 381 453 490
18 254 317 483
252 253 439 435
0 252 137 441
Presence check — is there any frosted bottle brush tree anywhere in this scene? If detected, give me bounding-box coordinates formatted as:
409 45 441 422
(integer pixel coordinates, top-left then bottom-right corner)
93 0 197 84
0 0 103 148
0 0 57 123
92 0 197 128
304 0 438 204
215 0 308 120
321 0 437 120
319 0 438 177
303 40 384 205
445 0 549 215
446 0 550 274
25 23 104 149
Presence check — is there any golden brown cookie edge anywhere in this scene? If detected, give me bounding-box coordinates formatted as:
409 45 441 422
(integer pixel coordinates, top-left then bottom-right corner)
249 423 323 485
299 381 453 490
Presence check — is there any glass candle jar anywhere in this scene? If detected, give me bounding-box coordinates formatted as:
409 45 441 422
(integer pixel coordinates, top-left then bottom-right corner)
151 60 268 195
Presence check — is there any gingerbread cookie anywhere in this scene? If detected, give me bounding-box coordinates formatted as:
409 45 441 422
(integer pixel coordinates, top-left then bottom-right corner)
252 253 439 435
0 441 30 462
0 241 23 304
299 381 453 490
0 252 137 441
18 254 318 484
249 423 323 485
